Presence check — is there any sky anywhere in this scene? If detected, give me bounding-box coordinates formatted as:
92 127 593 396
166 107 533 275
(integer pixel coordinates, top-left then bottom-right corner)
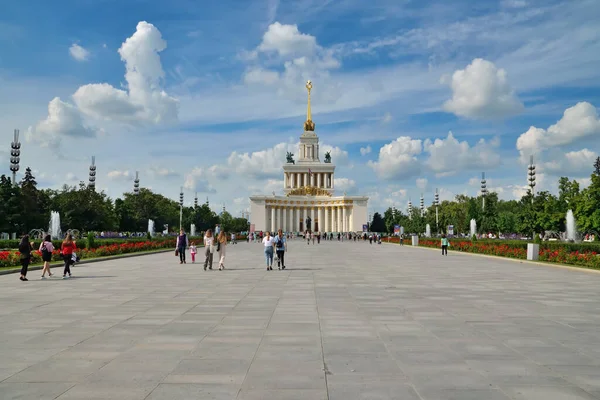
1 0 600 219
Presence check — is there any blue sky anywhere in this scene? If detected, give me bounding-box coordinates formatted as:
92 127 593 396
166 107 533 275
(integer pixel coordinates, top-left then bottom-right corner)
1 0 600 217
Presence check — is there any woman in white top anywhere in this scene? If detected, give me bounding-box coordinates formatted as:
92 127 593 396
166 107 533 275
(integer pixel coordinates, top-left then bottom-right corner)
203 229 214 271
262 231 275 271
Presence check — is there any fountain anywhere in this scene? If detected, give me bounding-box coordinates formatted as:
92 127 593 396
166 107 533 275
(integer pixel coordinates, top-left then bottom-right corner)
190 223 196 237
566 210 577 242
425 224 431 238
49 211 62 239
148 219 155 237
28 229 46 240
470 219 477 239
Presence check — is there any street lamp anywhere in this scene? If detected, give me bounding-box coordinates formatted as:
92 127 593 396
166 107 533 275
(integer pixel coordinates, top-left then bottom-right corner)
528 155 536 204
9 129 20 186
133 171 140 195
88 156 96 190
420 193 424 217
194 192 198 208
407 199 413 220
434 188 439 230
179 187 184 230
481 172 488 210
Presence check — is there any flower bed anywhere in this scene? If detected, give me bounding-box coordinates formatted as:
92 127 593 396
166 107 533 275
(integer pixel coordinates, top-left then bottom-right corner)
0 239 174 269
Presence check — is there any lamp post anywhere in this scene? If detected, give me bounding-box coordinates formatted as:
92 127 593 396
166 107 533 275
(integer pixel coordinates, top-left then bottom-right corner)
179 187 184 230
88 156 96 190
194 192 198 208
9 129 20 186
133 171 140 195
420 193 424 217
481 172 488 210
434 188 439 231
528 155 536 204
407 199 412 220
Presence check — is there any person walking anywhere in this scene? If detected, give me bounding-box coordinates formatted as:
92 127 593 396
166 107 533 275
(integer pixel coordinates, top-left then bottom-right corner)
18 234 33 281
262 231 275 270
176 229 188 264
61 233 76 279
274 229 287 270
39 234 54 278
217 231 227 270
203 229 214 270
189 241 197 263
441 234 449 256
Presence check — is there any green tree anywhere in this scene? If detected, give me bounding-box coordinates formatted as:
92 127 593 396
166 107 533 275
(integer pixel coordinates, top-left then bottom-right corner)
369 212 386 232
0 175 23 233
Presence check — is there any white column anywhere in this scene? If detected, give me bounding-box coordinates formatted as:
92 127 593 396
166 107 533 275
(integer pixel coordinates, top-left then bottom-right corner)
317 173 321 188
304 173 308 186
311 207 315 231
337 206 342 233
342 206 347 233
279 207 283 231
317 207 323 232
331 174 335 189
270 207 276 233
349 208 354 232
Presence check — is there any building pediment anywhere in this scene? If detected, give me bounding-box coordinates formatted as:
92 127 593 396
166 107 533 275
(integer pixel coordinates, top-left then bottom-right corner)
286 186 332 197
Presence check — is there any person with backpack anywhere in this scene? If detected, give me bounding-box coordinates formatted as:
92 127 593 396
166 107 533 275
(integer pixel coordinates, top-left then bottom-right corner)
274 229 287 270
61 233 76 279
39 234 54 278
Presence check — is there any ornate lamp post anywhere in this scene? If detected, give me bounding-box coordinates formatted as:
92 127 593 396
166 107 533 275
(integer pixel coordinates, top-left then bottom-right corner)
528 155 536 204
407 199 413 220
434 188 440 229
420 194 425 217
194 192 198 208
133 171 140 195
9 129 20 186
88 156 96 190
179 187 184 230
481 172 488 210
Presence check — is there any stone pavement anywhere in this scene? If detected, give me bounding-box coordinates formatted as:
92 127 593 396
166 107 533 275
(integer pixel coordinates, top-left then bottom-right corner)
1 240 600 400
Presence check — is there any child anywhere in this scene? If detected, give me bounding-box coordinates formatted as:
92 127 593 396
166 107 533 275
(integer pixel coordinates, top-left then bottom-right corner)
190 242 197 263
441 234 449 256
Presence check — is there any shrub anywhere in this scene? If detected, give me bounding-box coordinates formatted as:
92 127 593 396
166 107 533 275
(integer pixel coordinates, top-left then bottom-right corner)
86 232 95 250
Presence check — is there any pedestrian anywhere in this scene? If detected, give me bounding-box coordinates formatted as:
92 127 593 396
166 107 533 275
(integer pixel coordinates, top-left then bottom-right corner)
217 231 227 270
176 229 188 264
189 241 197 263
231 232 236 244
18 234 33 281
39 234 54 278
441 234 449 256
61 233 76 279
262 231 275 271
203 229 214 270
307 230 310 245
274 229 287 270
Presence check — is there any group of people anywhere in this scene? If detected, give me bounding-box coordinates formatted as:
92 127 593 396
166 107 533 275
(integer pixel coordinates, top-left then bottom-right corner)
175 229 228 270
17 233 78 281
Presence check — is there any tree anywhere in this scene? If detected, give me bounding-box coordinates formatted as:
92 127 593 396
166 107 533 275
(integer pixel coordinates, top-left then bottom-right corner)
369 212 386 232
19 168 50 232
594 157 600 176
0 175 23 233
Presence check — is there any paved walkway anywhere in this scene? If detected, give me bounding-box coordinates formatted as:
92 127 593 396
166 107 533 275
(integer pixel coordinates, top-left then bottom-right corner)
1 241 600 400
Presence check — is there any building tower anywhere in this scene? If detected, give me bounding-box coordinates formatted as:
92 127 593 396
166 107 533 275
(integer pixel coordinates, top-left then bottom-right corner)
194 192 198 208
407 198 413 220
88 156 96 190
9 129 20 186
133 171 140 195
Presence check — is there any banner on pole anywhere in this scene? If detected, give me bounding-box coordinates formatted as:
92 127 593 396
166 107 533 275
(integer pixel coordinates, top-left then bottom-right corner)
393 225 400 235
447 225 454 235
362 224 368 232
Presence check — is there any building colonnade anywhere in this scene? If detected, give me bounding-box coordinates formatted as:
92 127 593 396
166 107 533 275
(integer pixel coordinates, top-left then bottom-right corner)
266 204 353 233
285 172 333 189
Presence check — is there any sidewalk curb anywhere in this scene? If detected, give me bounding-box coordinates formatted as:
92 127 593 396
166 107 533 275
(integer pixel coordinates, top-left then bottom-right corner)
0 249 173 276
384 241 600 275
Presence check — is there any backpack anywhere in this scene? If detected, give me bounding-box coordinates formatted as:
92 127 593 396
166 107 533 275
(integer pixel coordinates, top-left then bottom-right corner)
41 242 50 258
275 236 284 249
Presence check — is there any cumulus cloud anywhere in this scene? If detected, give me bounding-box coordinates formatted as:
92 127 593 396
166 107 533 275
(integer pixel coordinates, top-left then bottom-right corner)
443 58 523 119
334 177 356 193
424 132 501 177
516 102 600 161
368 136 422 180
416 178 428 189
107 170 132 180
69 44 90 61
25 97 98 148
543 149 598 176
183 167 216 193
360 145 372 156
149 166 179 179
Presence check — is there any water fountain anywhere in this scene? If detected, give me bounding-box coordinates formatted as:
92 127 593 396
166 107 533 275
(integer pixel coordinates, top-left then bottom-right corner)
148 219 155 237
190 223 196 237
425 224 431 238
470 219 477 239
566 209 577 242
28 229 46 240
49 211 62 239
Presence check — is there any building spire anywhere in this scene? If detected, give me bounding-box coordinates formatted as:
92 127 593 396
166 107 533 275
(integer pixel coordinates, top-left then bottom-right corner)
304 80 315 131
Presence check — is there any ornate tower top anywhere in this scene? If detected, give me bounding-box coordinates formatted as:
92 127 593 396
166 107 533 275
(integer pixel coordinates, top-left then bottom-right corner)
304 80 315 131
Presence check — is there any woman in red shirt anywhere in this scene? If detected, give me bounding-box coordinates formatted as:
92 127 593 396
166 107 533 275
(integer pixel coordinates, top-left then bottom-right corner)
61 233 76 279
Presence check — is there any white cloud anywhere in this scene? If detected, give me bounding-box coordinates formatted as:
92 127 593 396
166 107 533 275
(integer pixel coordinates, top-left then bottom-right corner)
228 142 296 179
390 189 407 198
543 149 598 176
69 44 90 61
72 21 178 124
416 178 428 190
360 145 371 156
25 97 98 148
183 167 216 193
368 136 422 180
516 102 600 161
321 144 349 166
424 132 501 177
382 112 393 124
149 166 179 179
243 67 280 85
334 177 356 193
501 0 527 8
258 22 317 57
249 179 283 195
107 170 132 180
442 58 523 119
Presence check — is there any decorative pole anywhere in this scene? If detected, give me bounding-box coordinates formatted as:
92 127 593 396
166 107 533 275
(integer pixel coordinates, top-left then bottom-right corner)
420 193 424 217
9 129 20 186
133 171 140 195
194 192 198 208
88 156 96 190
408 198 413 220
179 187 184 230
434 188 439 229
481 172 488 210
528 155 536 204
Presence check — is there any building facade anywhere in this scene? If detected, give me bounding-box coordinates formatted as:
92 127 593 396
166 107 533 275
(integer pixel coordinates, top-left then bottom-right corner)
249 81 368 233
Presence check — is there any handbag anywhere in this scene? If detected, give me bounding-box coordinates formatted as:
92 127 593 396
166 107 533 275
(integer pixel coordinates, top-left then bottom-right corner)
175 249 179 257
216 241 221 252
210 244 215 254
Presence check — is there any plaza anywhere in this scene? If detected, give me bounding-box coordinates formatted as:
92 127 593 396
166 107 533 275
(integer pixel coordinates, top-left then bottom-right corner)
2 243 600 400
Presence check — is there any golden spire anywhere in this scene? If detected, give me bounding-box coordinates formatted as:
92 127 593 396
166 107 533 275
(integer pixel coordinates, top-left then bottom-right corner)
304 80 315 131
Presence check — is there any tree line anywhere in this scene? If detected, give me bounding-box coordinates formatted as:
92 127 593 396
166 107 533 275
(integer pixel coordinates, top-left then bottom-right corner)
373 159 600 238
0 168 249 235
